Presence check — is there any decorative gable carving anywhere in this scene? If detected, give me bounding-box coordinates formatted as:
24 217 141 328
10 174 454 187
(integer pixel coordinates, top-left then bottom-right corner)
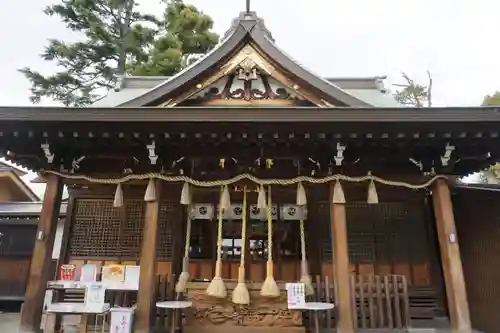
164 45 325 107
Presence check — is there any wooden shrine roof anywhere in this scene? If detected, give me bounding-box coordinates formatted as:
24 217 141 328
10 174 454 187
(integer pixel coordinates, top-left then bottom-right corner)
0 106 499 177
0 202 67 218
0 105 499 122
116 11 371 108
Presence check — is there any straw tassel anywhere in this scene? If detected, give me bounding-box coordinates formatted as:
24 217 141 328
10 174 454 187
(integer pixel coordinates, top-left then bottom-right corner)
113 183 124 208
180 182 191 205
144 178 157 202
175 205 192 293
296 182 307 206
206 261 226 298
300 260 315 296
298 218 314 295
332 180 346 204
257 185 267 210
262 261 280 297
367 179 379 204
261 186 280 297
220 185 231 210
206 187 227 298
232 187 250 305
175 257 190 293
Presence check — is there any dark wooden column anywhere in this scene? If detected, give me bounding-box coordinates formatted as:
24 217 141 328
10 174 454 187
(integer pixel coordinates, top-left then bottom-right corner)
135 180 161 333
329 183 354 333
19 174 63 333
432 179 471 332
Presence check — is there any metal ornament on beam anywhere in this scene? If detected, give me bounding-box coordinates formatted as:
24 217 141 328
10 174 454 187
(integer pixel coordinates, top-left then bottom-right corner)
41 143 54 163
146 141 158 165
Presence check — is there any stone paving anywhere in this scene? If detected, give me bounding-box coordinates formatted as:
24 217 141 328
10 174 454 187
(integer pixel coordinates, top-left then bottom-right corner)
0 312 81 333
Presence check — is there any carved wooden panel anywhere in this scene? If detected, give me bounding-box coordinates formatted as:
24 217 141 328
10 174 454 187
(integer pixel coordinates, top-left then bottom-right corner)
185 284 302 328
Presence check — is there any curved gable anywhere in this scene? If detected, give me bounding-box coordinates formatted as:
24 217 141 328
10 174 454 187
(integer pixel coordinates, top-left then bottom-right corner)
118 12 371 108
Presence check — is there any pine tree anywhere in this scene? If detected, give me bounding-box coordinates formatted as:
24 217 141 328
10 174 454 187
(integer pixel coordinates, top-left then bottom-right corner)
20 0 219 106
393 71 433 107
482 91 500 106
130 0 219 76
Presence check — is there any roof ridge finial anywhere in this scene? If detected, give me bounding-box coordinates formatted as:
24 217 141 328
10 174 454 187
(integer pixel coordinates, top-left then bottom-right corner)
246 0 250 13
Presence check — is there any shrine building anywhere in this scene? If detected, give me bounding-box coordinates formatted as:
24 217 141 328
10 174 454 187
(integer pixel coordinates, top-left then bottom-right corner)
3 9 500 333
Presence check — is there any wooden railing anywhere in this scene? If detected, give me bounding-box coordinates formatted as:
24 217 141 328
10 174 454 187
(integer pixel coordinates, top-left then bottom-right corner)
307 274 411 330
56 273 410 330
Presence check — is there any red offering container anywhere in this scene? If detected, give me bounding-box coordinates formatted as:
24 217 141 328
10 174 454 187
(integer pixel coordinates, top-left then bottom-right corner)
60 264 76 281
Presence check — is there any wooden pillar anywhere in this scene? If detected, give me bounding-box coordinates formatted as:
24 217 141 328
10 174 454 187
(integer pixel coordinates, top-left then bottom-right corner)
329 183 354 333
135 180 161 333
19 174 63 333
432 179 471 333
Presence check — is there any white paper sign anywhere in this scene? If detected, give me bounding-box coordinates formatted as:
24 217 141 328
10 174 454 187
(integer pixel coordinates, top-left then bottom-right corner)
85 283 106 308
124 266 140 290
110 308 134 333
80 264 97 282
286 283 306 309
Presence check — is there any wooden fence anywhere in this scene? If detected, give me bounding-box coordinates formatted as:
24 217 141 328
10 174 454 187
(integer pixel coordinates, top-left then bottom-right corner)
307 274 411 330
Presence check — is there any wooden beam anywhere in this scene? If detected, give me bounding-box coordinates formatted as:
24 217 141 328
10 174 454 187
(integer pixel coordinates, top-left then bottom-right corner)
329 183 355 333
432 179 471 332
135 180 161 333
19 174 63 333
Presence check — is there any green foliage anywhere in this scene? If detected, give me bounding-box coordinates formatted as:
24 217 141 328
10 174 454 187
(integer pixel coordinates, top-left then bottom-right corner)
130 0 218 76
393 71 433 107
480 92 500 182
482 91 500 106
20 0 219 106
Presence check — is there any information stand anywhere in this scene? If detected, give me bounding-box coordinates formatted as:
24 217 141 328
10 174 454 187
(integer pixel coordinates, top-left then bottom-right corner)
285 283 306 309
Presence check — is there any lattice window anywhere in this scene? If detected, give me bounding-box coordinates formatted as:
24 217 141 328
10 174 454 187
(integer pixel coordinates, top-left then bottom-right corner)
320 201 429 264
121 200 145 258
70 199 179 260
69 199 122 258
157 202 179 260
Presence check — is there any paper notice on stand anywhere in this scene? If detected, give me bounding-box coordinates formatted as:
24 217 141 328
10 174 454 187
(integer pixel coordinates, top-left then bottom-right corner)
124 266 140 290
286 283 306 309
80 264 97 282
102 265 125 283
85 283 106 308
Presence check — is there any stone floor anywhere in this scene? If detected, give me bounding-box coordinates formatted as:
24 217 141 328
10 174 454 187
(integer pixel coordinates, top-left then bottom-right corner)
0 312 81 333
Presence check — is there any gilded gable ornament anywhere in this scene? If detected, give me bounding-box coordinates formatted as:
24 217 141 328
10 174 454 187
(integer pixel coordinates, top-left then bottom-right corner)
237 58 258 81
